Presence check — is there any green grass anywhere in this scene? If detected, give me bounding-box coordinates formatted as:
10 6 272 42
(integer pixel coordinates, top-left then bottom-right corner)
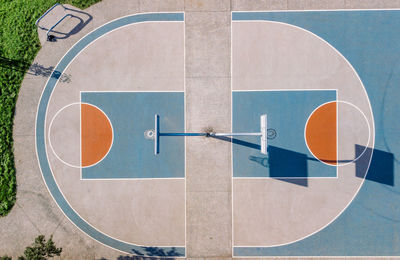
0 0 101 216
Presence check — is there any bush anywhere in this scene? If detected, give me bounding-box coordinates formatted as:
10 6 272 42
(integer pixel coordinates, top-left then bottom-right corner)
1 235 62 260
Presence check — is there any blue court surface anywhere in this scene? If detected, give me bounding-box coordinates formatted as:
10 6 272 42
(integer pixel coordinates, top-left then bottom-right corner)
233 90 337 178
232 10 400 257
81 91 184 179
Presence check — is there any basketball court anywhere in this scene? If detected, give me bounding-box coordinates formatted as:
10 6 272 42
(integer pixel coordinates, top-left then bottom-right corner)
35 9 400 257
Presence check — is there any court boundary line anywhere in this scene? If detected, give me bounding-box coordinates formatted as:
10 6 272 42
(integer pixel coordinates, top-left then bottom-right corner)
35 12 187 256
230 11 234 257
233 176 337 180
231 256 400 259
81 90 184 92
183 12 187 254
232 88 338 92
337 91 339 173
232 8 400 13
231 14 375 255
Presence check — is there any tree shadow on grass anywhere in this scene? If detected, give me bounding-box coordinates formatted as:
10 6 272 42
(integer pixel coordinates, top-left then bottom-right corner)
0 56 30 72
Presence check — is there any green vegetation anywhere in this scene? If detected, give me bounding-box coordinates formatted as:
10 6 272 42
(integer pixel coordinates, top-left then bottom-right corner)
1 235 62 260
19 235 62 260
0 0 101 216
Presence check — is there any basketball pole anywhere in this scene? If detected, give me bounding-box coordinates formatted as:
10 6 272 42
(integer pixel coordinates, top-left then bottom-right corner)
150 114 268 155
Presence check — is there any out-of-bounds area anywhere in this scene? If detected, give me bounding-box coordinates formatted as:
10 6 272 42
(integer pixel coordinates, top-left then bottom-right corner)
1 0 400 259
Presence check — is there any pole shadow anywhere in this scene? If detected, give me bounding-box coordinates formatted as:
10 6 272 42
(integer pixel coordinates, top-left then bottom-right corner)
211 137 395 187
212 136 308 187
248 146 308 187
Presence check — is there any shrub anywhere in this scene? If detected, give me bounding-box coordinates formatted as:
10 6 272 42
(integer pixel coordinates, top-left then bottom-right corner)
1 235 62 260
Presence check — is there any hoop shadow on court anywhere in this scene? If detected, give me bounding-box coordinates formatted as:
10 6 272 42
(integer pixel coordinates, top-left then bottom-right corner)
214 137 395 187
213 136 309 187
355 144 394 186
249 146 308 187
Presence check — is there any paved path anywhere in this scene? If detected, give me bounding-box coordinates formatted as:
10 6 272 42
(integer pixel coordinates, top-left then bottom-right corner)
3 0 400 259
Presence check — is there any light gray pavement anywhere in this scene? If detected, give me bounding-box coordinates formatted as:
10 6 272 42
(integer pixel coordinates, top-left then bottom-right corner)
185 7 232 258
3 0 400 259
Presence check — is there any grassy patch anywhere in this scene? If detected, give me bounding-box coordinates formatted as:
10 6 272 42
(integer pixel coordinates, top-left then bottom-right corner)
0 0 101 216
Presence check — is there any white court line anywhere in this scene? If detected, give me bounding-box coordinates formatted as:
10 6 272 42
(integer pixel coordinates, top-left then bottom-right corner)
79 177 185 181
81 90 184 92
183 12 187 255
233 253 400 259
45 19 186 142
48 102 114 169
232 88 338 92
78 100 83 179
36 13 187 254
45 19 186 176
233 9 400 13
304 100 371 168
49 103 185 245
46 20 185 119
233 176 337 180
231 89 340 179
230 11 234 257
78 89 186 181
335 92 339 178
231 17 375 253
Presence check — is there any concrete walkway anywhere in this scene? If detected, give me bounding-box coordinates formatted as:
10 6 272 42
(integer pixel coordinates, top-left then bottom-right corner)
2 0 400 259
